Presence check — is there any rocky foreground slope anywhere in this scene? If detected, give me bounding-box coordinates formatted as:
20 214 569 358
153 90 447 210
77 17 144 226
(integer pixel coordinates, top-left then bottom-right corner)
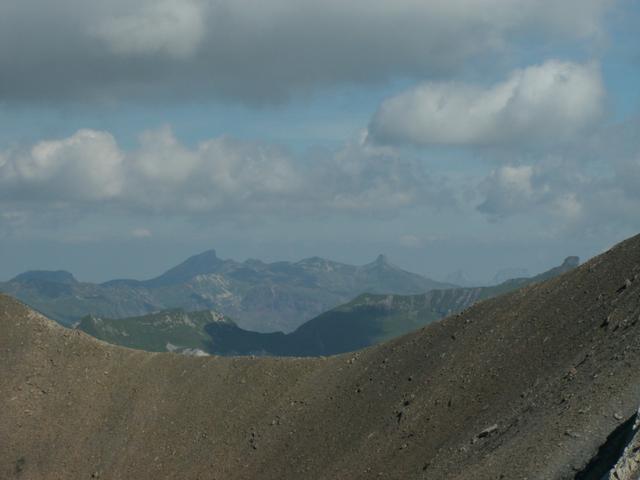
2 236 640 479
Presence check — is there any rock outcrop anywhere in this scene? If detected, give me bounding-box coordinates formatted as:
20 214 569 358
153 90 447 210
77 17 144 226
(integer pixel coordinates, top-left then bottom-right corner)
608 407 640 479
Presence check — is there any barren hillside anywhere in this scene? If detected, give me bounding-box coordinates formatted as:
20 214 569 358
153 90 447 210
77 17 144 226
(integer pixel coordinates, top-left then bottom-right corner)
2 235 640 479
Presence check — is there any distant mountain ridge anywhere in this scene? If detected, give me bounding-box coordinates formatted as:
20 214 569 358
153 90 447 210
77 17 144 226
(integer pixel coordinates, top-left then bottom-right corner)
78 256 580 356
0 250 454 332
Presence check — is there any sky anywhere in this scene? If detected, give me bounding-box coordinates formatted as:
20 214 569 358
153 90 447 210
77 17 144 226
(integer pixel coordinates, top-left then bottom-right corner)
1 0 639 283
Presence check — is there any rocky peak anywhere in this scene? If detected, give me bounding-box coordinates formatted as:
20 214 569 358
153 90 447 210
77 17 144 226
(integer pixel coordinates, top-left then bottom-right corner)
562 256 580 268
372 254 393 269
11 270 78 285
146 249 224 286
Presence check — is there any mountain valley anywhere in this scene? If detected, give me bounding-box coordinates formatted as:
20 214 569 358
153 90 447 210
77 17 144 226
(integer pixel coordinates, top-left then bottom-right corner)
78 256 579 356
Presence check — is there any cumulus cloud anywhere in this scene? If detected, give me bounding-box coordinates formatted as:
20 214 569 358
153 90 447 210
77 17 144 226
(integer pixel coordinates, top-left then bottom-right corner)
0 130 124 202
369 61 605 148
467 111 640 240
477 161 589 222
306 132 448 212
0 0 613 103
479 165 543 217
0 127 447 218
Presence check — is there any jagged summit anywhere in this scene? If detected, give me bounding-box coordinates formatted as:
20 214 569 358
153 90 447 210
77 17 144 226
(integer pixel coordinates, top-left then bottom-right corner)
364 253 394 269
563 255 580 268
1 249 451 332
374 253 389 265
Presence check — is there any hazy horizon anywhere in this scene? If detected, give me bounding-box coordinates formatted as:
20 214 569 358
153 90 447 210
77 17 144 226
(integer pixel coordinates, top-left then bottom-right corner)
1 0 638 283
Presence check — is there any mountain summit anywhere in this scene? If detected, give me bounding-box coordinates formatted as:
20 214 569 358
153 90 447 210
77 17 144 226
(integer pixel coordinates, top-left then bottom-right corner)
0 250 452 332
374 253 389 266
145 249 225 286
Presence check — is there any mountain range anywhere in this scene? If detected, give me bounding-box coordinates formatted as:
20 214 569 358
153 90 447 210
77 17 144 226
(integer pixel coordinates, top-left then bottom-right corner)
78 256 580 356
0 250 453 333
2 234 640 478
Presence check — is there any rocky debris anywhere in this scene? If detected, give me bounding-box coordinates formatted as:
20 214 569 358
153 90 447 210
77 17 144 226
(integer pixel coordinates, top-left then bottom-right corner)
476 424 499 440
607 408 640 480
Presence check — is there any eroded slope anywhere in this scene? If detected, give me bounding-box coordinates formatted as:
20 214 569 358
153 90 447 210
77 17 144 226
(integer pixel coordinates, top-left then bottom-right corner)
2 236 640 479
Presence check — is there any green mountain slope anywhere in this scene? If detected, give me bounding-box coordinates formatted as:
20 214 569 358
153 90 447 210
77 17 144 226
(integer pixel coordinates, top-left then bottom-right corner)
0 250 453 333
77 310 229 355
78 256 579 356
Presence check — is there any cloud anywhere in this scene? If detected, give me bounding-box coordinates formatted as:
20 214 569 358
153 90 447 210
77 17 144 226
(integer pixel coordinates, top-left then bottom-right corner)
126 127 303 213
477 161 588 222
0 130 124 202
479 165 543 217
0 127 449 219
369 61 605 148
94 0 205 59
0 0 613 104
131 228 152 238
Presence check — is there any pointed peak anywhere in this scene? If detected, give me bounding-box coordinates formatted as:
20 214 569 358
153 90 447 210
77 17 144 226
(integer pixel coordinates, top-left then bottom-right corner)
195 249 218 260
562 256 580 268
375 254 389 265
145 249 224 286
365 254 395 270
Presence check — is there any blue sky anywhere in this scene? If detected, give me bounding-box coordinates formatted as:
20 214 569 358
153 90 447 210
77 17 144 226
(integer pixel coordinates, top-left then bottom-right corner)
1 0 639 283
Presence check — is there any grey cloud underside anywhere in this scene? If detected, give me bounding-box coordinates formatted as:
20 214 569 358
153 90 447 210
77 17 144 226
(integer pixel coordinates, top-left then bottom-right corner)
0 0 612 103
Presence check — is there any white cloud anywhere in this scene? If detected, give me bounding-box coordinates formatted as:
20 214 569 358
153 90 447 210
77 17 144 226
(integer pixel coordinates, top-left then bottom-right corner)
126 128 303 213
0 127 447 217
479 165 541 216
93 0 205 59
369 60 605 147
478 161 589 225
0 130 124 202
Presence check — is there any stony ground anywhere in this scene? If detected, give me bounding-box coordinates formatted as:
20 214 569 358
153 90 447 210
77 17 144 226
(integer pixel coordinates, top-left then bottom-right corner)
3 234 640 479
